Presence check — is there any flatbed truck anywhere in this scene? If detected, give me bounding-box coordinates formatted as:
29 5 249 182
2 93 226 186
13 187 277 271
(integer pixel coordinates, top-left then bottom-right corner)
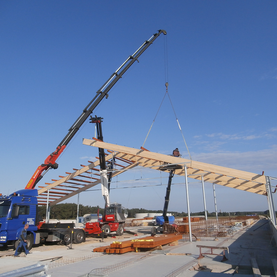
0 189 85 249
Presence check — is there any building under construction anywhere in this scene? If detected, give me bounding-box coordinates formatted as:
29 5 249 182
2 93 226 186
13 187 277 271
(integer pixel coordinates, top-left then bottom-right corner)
0 139 274 276
1 29 276 276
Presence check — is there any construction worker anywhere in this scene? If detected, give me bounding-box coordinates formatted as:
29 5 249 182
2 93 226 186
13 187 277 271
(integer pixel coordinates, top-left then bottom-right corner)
14 223 30 257
172 148 180 157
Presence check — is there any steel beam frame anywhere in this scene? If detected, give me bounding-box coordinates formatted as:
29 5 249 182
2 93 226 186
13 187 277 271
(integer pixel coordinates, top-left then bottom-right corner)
201 176 208 221
265 176 276 226
212 183 219 224
184 165 192 242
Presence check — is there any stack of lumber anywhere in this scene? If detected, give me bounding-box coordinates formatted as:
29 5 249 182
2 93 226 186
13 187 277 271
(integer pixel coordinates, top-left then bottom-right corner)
107 240 135 254
93 234 182 254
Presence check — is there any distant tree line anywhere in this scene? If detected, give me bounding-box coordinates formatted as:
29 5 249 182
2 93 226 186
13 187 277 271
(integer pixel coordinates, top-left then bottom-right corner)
38 203 271 220
38 204 103 220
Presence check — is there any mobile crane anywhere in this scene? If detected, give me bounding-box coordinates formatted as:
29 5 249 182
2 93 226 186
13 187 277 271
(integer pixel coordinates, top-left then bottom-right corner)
0 30 167 249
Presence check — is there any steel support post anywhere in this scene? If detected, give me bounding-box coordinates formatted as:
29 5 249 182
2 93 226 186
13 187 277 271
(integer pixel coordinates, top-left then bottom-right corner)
184 165 192 242
76 193 80 225
46 189 50 223
201 176 208 221
265 176 276 226
212 183 218 224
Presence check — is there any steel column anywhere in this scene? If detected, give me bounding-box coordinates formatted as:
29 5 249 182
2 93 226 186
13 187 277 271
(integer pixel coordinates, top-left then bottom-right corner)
212 183 218 224
46 189 50 223
184 165 192 242
201 176 208 221
76 193 80 225
265 176 276 226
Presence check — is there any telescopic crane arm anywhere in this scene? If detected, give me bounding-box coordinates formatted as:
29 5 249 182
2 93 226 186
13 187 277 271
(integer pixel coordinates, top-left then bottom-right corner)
90 116 112 207
25 29 166 189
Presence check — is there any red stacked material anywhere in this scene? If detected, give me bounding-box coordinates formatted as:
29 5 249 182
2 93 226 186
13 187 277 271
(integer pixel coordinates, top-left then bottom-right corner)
132 234 182 249
177 225 189 234
183 217 200 222
93 234 182 254
93 246 109 252
107 240 135 254
106 246 135 254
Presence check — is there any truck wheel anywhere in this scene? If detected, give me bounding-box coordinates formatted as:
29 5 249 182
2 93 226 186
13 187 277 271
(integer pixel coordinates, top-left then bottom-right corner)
63 232 71 245
14 240 20 250
14 234 33 251
26 234 34 250
101 224 110 237
116 224 124 236
74 229 85 244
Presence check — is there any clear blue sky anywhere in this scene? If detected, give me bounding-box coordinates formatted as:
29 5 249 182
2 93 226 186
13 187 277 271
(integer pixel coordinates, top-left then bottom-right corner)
1 1 277 214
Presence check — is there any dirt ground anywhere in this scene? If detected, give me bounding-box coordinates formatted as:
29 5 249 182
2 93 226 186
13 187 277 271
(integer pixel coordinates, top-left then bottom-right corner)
0 229 147 257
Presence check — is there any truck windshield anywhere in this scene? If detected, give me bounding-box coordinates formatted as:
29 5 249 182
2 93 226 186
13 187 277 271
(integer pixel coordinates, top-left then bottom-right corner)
0 200 11 218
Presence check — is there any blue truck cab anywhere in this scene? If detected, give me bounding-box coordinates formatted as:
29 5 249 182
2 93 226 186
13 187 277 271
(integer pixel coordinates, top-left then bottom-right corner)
0 189 39 248
0 189 86 249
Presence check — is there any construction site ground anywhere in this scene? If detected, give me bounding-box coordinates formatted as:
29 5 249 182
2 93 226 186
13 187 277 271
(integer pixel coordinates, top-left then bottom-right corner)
0 219 276 276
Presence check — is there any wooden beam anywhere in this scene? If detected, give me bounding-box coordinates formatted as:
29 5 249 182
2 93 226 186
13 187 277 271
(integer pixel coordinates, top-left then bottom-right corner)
48 162 138 206
83 139 267 195
38 152 118 195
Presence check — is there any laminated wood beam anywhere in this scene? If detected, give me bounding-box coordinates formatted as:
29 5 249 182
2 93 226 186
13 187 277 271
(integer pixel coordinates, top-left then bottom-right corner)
40 191 68 195
42 187 76 192
63 181 87 186
110 240 133 249
37 196 57 201
93 246 109 252
83 139 267 195
70 177 99 183
132 234 182 248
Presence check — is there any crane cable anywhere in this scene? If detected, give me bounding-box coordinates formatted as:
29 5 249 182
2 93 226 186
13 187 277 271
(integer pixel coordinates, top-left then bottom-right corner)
142 35 192 162
141 90 167 148
165 82 192 161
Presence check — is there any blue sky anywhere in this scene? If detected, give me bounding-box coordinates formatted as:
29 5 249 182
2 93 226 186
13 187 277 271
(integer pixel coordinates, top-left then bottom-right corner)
1 1 277 214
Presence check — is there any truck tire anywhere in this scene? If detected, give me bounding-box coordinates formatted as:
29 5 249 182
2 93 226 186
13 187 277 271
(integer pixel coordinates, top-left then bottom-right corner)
26 234 34 250
14 240 20 250
14 234 33 251
63 232 71 245
101 224 110 237
116 224 124 236
74 229 85 244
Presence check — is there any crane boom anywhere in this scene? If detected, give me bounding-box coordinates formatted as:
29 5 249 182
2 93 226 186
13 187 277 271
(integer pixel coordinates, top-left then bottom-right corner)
25 29 167 189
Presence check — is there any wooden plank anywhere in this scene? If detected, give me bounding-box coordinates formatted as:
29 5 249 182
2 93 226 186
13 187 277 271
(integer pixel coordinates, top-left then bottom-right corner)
93 246 109 252
110 240 133 249
117 246 135 254
132 234 182 248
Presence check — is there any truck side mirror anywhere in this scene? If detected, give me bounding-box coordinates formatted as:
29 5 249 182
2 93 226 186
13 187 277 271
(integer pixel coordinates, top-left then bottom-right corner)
11 204 19 218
